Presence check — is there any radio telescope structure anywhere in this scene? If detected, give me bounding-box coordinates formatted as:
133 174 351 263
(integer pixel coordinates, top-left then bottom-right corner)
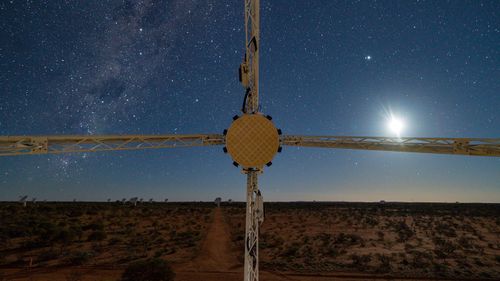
1 1 499 281
19 195 28 207
215 197 222 208
129 197 138 207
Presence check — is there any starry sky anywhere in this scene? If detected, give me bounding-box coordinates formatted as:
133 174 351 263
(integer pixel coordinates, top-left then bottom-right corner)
0 0 499 202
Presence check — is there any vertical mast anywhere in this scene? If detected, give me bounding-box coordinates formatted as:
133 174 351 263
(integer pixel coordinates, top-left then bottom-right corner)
240 1 264 280
244 169 263 281
240 0 260 114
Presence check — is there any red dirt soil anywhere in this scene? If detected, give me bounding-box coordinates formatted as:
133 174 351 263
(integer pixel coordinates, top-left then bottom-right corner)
1 207 479 281
177 208 240 272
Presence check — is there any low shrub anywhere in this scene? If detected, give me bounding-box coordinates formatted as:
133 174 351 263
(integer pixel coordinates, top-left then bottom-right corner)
38 249 59 262
121 258 175 281
66 251 93 265
87 230 107 242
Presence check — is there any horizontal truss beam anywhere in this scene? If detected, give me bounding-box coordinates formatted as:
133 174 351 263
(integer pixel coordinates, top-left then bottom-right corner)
0 134 224 156
282 135 500 157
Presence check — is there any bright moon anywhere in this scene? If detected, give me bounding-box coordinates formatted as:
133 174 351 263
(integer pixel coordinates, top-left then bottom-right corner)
388 117 404 136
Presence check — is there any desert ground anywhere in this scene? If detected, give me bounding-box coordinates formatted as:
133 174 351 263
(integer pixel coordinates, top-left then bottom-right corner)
1 202 499 280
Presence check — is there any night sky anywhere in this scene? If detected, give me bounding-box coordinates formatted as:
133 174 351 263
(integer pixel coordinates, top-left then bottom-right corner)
1 0 499 202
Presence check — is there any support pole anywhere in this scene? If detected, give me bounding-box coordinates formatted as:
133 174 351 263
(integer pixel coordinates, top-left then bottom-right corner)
241 0 260 113
244 169 263 281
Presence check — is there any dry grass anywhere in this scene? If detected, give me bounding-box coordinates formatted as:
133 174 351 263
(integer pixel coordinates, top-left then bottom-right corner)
224 202 500 279
0 202 213 268
2 201 500 280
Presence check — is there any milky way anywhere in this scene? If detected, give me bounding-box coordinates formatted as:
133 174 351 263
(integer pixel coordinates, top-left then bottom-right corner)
0 1 499 202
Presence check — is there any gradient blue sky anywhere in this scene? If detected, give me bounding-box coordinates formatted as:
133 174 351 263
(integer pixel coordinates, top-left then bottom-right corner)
1 0 499 202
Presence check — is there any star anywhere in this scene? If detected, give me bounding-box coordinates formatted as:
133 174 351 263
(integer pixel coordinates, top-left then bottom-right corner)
0 0 498 203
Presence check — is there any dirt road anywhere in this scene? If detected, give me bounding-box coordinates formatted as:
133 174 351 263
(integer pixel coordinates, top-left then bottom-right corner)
177 207 239 272
175 207 306 281
1 208 470 281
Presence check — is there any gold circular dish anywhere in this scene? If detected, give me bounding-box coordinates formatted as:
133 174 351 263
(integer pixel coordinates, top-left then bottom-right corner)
226 114 280 169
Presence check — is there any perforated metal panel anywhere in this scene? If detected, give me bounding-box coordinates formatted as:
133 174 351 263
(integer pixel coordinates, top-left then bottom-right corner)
226 114 280 168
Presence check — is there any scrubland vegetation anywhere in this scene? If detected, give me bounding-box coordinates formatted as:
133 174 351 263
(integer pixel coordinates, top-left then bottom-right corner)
0 202 213 269
2 201 500 280
224 202 500 279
